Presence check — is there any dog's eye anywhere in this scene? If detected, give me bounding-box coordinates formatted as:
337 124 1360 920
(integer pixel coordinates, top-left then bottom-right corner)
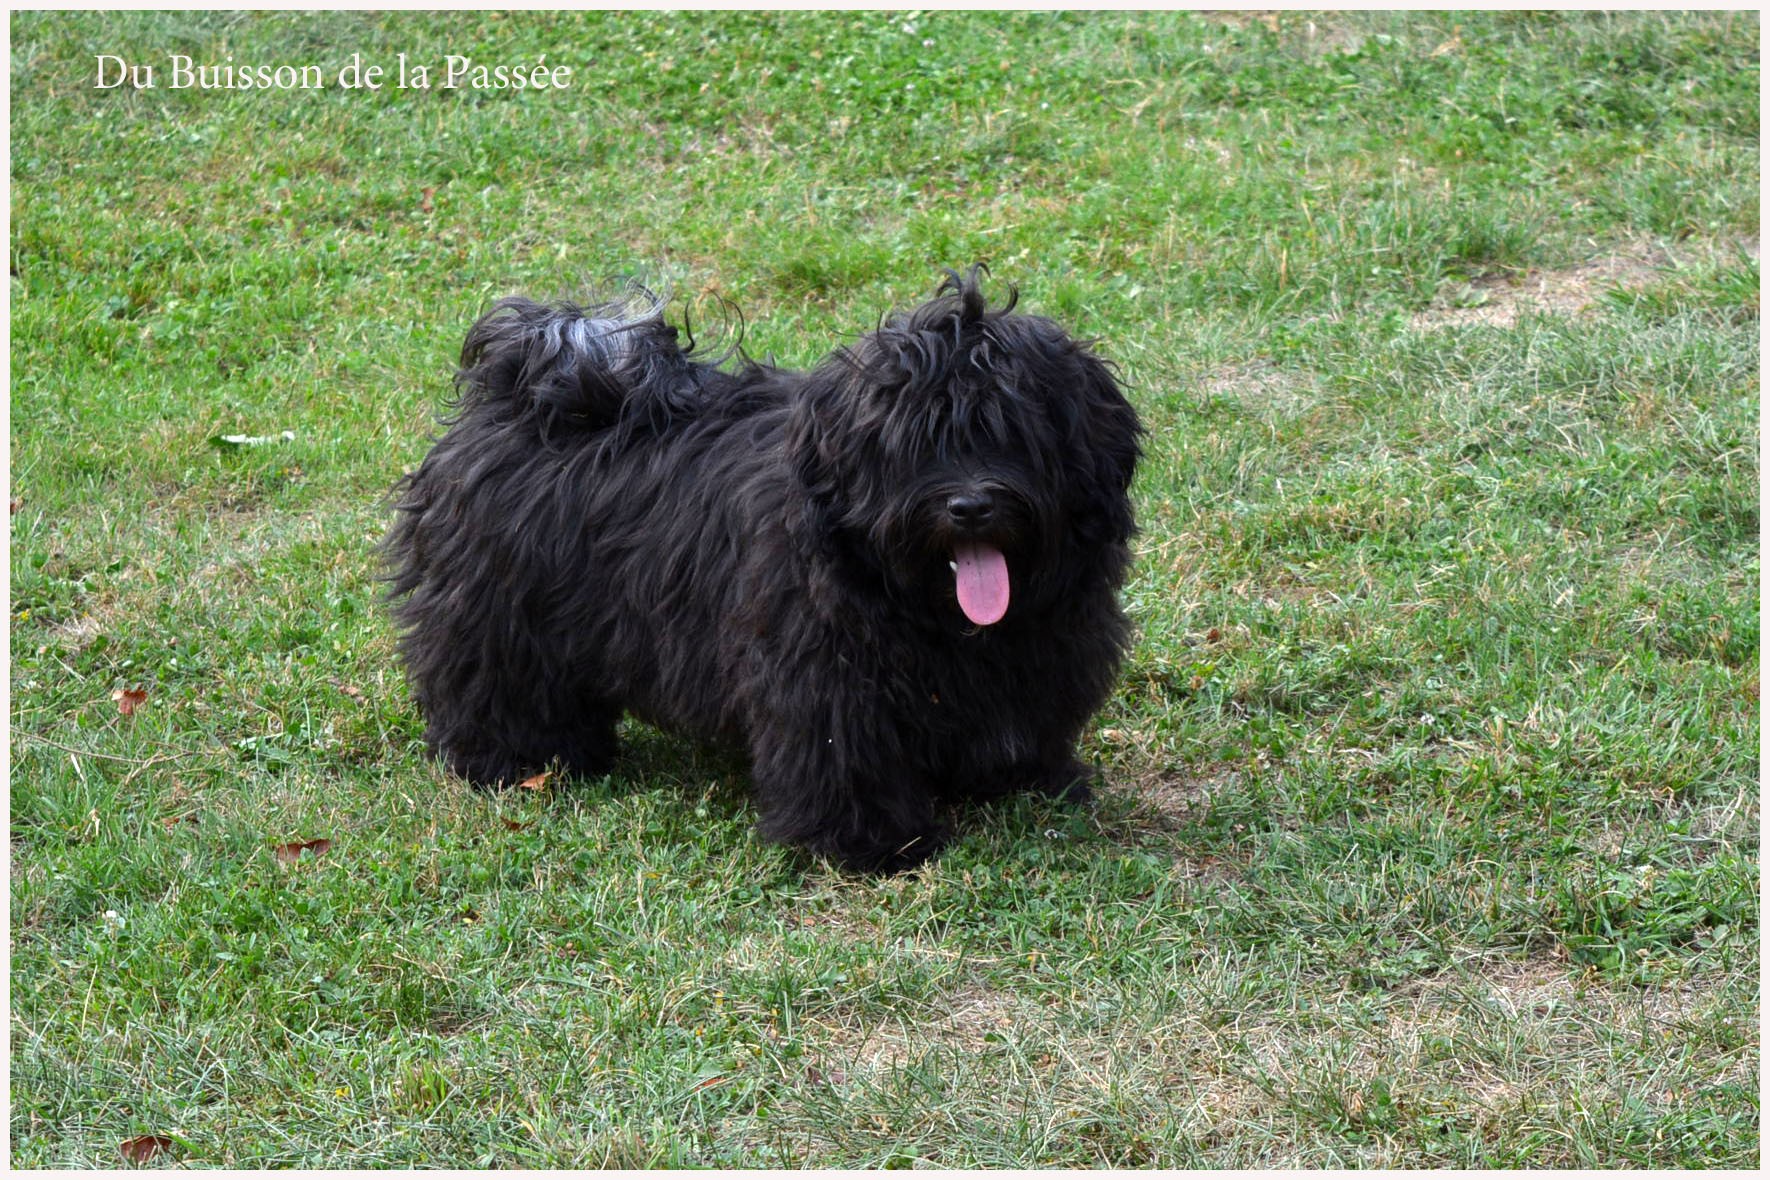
977 400 1011 448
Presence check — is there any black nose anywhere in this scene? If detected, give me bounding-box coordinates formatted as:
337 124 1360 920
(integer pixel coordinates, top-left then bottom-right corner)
946 491 995 528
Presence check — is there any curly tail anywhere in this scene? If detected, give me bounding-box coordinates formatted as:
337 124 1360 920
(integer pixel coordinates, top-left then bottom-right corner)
456 287 705 431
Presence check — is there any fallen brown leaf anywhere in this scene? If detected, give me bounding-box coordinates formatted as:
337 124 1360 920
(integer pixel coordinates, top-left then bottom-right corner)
119 1135 175 1164
9 497 20 515
113 687 148 716
420 185 435 213
501 818 533 831
275 837 332 865
160 813 200 831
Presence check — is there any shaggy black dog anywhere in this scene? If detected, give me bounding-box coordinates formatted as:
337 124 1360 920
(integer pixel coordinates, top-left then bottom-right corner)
384 267 1141 872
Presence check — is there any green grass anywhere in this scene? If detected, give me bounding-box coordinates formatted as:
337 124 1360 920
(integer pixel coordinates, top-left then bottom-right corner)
10 9 1759 1167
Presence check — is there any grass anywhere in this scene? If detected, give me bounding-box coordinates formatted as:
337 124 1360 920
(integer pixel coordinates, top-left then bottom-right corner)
9 9 1759 1168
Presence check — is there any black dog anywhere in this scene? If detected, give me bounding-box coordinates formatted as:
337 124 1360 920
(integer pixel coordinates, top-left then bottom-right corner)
384 267 1141 871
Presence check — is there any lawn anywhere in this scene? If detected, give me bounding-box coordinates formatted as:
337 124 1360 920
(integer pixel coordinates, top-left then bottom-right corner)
9 9 1759 1167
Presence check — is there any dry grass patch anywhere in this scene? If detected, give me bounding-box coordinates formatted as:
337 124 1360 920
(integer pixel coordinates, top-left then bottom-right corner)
1393 953 1757 1107
1202 359 1323 420
1170 950 1757 1165
1196 10 1376 60
1466 954 1752 1043
47 609 111 652
810 979 1033 1073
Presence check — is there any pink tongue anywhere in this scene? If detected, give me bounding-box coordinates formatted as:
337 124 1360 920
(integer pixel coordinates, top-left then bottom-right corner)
953 543 1010 626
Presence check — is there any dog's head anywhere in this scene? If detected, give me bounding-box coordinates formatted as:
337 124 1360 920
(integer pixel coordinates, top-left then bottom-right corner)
790 266 1142 628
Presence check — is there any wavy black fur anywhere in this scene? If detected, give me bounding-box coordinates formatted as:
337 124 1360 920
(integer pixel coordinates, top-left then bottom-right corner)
384 266 1142 872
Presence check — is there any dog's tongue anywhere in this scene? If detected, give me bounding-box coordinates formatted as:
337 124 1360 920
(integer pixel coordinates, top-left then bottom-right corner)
953 542 1010 626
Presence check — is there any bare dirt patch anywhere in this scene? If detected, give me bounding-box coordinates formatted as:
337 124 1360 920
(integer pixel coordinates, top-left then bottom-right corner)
1099 767 1245 878
1412 242 1671 330
1127 766 1237 827
784 905 890 946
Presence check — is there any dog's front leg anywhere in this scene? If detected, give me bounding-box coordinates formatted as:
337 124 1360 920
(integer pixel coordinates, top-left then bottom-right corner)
745 703 947 874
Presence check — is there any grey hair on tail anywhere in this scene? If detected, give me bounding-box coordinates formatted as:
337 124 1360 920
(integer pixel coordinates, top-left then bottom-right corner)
455 282 704 431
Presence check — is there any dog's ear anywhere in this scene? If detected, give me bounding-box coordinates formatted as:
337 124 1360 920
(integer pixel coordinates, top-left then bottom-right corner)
1077 350 1142 494
839 324 940 410
1052 346 1142 545
786 385 827 490
785 378 851 544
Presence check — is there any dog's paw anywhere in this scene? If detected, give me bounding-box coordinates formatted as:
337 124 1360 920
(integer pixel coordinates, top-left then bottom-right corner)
1033 759 1097 807
438 745 530 791
960 756 1099 806
823 825 949 875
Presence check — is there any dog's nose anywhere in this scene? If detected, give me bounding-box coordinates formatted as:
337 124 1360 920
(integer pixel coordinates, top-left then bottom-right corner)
946 491 995 528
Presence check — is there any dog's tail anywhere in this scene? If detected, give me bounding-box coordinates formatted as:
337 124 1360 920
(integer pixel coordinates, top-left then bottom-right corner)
454 286 705 431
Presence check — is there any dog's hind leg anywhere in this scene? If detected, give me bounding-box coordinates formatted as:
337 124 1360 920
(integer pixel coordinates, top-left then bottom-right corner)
543 704 621 782
427 727 526 787
424 690 619 788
